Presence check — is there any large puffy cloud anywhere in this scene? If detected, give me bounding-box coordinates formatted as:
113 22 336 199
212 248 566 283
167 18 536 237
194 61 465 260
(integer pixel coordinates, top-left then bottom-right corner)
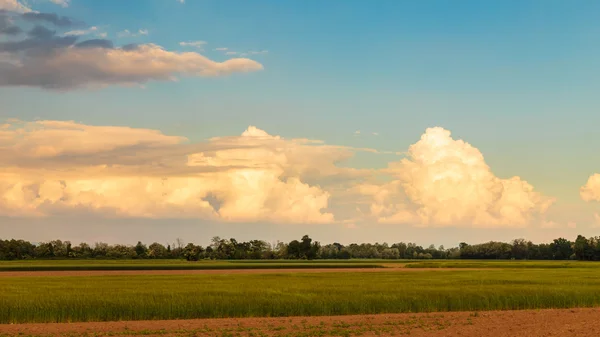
361 127 554 228
0 9 263 89
0 120 345 223
0 121 557 228
580 174 600 202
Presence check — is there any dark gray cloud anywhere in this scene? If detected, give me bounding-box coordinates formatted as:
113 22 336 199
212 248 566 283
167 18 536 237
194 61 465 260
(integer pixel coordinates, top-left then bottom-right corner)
27 25 55 39
121 43 139 51
75 39 114 49
0 26 77 54
0 12 21 35
0 25 21 35
0 9 262 90
21 12 78 27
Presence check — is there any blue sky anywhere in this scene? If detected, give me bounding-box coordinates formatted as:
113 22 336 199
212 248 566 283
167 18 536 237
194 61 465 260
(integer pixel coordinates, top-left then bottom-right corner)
1 0 600 246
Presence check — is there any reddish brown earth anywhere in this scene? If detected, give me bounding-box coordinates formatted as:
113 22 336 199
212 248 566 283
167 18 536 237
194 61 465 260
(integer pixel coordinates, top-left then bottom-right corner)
1 308 598 337
0 267 490 277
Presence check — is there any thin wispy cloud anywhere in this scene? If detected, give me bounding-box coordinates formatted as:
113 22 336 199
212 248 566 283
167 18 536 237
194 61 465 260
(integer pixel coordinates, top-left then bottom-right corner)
49 0 69 8
64 26 98 36
179 40 206 48
221 50 268 57
117 29 148 38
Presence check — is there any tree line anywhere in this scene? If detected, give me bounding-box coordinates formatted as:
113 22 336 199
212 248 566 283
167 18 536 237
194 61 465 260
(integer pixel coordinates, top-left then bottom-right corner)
1 234 599 261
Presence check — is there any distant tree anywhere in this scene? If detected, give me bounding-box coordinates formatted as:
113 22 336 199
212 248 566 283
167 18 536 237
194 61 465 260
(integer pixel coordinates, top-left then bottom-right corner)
287 240 301 259
551 238 572 260
134 241 148 258
573 235 589 261
148 242 168 259
381 248 400 259
511 238 529 260
183 243 204 261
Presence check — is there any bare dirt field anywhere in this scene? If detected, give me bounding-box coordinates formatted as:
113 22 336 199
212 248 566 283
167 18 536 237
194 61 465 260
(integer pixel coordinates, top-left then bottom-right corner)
0 308 597 337
0 267 491 277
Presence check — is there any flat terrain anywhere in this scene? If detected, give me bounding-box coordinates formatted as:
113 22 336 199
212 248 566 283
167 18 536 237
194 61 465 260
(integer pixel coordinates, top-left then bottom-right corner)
2 259 600 336
1 308 598 337
0 267 494 277
3 265 600 323
0 259 388 271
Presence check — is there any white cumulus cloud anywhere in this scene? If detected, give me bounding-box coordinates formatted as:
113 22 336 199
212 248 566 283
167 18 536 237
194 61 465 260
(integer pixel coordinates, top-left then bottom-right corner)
0 121 559 229
0 120 351 224
581 174 600 202
361 127 554 228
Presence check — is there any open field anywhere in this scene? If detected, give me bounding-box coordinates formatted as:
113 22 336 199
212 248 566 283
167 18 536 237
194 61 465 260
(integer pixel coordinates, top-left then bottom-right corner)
2 265 600 323
0 267 434 277
0 259 389 272
0 308 598 337
404 260 597 269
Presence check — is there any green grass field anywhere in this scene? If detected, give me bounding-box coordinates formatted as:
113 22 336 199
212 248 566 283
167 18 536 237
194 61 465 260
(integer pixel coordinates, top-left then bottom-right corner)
403 260 595 268
0 259 387 271
2 263 600 323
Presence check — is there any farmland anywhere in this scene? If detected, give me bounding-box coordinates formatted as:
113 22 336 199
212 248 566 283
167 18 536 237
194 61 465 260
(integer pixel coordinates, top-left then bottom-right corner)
2 260 600 336
0 259 388 271
2 260 600 323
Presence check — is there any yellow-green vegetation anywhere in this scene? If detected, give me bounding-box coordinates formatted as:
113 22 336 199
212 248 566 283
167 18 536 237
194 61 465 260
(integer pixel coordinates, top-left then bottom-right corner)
403 260 595 268
0 259 386 271
2 267 600 323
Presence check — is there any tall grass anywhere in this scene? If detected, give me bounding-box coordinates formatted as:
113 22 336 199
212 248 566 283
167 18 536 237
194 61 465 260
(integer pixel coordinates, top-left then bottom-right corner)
2 268 600 323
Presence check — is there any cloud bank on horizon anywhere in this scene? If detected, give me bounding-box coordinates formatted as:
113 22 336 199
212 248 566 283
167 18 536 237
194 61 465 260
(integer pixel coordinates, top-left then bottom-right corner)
0 0 263 90
0 119 560 229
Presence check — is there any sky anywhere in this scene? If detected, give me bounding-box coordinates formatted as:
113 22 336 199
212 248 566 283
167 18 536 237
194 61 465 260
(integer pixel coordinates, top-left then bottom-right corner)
1 0 600 248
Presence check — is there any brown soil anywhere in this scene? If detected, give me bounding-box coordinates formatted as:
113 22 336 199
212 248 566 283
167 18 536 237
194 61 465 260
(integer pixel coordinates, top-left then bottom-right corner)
0 308 598 337
0 267 489 277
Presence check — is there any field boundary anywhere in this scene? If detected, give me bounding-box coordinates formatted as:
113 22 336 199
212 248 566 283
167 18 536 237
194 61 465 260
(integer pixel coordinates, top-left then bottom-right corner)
0 263 385 272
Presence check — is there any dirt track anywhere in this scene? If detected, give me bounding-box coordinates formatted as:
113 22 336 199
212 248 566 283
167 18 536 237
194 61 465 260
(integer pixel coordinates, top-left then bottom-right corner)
1 308 598 336
0 267 491 277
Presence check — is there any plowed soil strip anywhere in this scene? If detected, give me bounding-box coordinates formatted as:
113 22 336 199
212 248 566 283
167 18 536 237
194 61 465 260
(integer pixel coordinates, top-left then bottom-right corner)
0 267 489 277
1 308 598 337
